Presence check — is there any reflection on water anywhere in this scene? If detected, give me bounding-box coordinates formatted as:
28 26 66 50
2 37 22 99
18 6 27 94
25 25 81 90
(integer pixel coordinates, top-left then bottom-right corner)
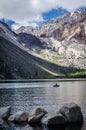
1 122 83 130
0 80 86 130
42 123 83 130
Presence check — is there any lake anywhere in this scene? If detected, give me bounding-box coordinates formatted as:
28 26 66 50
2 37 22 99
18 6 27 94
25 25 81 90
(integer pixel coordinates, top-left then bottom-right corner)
0 80 86 130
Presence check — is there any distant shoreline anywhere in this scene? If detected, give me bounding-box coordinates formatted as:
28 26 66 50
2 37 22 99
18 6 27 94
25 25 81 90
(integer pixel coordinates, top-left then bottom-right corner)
0 78 86 83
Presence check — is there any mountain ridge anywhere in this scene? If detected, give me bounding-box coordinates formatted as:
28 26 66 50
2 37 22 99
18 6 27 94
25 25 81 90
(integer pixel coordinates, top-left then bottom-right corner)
0 10 86 79
0 21 77 79
15 10 86 69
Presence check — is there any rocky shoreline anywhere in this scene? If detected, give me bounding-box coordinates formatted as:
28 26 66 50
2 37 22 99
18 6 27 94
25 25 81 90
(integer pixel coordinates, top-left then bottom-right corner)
0 103 83 130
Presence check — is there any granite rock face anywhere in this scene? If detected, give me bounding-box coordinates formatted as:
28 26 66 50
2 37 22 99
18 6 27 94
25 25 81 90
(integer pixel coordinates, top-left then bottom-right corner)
14 10 86 69
59 103 83 123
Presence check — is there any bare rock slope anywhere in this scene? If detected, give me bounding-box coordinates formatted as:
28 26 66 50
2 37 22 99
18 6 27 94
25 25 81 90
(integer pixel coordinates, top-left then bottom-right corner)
15 10 86 69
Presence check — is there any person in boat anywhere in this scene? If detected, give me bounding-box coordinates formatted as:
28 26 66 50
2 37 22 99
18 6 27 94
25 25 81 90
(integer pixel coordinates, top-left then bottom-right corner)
53 83 59 87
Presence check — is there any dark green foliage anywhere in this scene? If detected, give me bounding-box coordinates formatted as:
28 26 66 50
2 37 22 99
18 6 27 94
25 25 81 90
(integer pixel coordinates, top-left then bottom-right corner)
65 69 86 78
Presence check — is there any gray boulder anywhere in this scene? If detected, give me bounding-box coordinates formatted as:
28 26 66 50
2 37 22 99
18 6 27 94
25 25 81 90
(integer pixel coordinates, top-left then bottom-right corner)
28 107 47 124
41 112 67 125
0 106 11 119
0 118 8 128
59 103 83 123
0 118 5 126
8 111 29 122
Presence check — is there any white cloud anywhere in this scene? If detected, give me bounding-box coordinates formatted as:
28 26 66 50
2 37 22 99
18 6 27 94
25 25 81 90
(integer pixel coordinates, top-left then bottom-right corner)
57 0 86 11
12 21 39 30
0 0 86 29
12 14 44 30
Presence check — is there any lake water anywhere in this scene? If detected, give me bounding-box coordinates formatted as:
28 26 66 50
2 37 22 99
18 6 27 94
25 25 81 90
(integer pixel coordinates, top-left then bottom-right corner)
0 80 86 130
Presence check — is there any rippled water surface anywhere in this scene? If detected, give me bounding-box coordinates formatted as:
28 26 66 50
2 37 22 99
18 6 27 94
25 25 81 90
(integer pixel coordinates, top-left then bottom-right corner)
0 80 86 130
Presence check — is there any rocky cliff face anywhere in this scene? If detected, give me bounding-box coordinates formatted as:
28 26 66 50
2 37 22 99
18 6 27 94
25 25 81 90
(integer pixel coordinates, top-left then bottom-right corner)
16 10 86 41
15 10 86 69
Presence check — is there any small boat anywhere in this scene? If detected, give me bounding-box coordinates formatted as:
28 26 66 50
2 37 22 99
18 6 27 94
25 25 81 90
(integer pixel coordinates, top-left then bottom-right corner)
53 83 59 87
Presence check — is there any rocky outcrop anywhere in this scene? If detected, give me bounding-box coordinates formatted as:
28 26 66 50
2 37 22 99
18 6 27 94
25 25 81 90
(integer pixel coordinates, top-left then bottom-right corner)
8 111 29 122
56 40 86 69
0 106 11 119
38 11 86 42
16 33 47 49
15 26 34 35
59 103 83 123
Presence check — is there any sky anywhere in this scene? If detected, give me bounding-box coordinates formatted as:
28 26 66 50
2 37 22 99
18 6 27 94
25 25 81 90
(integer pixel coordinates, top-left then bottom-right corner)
0 0 86 30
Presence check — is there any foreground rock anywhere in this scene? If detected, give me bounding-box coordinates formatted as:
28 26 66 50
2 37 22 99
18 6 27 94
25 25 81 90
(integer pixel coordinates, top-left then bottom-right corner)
0 118 8 128
28 107 47 124
0 118 5 126
41 112 67 126
8 111 29 122
0 102 83 128
0 106 11 119
59 103 83 123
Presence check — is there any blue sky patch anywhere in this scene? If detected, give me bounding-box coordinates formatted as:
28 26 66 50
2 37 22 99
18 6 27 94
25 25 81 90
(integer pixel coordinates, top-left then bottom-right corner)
43 8 68 21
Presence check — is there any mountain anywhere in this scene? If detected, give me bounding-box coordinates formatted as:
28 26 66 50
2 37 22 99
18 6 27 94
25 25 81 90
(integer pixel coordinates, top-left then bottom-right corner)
0 10 86 79
0 21 76 79
15 10 86 69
